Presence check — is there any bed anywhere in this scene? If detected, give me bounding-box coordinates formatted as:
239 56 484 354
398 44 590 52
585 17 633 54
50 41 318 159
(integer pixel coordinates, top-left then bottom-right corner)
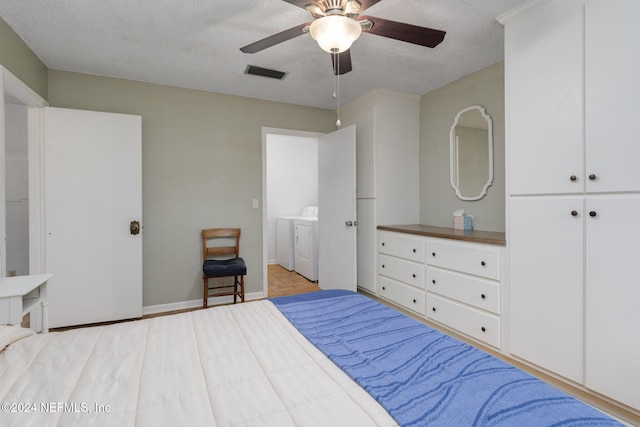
0 290 623 426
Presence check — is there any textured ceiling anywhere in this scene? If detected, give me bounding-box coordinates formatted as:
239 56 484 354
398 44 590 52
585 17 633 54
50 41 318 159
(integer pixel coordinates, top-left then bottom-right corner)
0 0 527 109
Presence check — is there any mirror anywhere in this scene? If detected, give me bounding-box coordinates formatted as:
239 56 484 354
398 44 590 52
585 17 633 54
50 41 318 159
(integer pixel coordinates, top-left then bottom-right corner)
450 105 493 201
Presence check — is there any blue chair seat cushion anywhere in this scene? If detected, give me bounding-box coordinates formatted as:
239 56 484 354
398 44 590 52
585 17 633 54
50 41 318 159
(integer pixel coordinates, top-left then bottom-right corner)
203 258 247 277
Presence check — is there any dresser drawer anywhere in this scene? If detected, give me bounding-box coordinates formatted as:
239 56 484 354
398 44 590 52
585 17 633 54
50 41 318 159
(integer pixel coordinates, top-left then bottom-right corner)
427 293 501 348
378 276 426 315
378 231 426 263
426 267 500 314
378 254 426 290
426 239 500 280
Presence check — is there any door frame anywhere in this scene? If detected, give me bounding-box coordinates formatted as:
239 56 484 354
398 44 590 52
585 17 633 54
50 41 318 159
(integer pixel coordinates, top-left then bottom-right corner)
261 127 323 297
0 67 48 277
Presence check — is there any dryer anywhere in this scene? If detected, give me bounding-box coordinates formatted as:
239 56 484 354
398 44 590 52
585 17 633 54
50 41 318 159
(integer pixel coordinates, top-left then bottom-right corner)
276 207 318 273
294 217 318 281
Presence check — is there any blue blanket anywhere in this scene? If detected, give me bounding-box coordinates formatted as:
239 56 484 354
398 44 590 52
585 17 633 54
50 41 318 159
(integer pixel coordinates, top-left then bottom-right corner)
271 290 622 427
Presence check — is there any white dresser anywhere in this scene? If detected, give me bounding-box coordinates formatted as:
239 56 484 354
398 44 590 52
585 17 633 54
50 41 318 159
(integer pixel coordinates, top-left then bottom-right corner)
377 226 505 350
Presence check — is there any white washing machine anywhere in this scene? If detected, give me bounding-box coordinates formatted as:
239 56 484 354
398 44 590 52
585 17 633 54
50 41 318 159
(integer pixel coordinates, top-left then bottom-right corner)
276 207 318 273
276 216 297 270
294 217 318 281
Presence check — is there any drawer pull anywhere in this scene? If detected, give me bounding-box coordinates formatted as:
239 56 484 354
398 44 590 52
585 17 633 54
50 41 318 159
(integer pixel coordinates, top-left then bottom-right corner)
571 210 578 217
412 274 416 278
481 326 486 332
412 248 417 253
570 175 577 181
589 173 597 181
481 261 486 266
432 279 436 284
432 307 436 312
589 211 597 217
381 242 385 246
432 252 436 257
382 286 386 290
413 299 417 303
382 264 385 268
481 294 486 299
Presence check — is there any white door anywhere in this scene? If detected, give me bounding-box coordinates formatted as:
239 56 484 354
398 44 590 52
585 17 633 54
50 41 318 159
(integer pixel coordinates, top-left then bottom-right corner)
44 107 142 328
585 195 640 409
318 125 357 291
506 5 584 196
585 0 640 194
509 196 585 384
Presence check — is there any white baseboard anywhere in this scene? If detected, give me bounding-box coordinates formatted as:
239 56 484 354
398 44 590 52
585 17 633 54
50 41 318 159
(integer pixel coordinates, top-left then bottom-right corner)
142 291 265 316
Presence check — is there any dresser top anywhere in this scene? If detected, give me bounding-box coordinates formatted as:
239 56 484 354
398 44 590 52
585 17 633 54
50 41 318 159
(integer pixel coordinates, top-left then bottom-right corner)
377 224 506 246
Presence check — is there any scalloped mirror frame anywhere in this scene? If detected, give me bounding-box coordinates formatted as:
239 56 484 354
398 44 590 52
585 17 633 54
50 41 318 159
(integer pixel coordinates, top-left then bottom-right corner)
449 105 494 201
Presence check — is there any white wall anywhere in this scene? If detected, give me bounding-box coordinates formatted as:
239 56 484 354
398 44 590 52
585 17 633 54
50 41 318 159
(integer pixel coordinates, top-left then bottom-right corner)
266 133 318 263
5 103 29 276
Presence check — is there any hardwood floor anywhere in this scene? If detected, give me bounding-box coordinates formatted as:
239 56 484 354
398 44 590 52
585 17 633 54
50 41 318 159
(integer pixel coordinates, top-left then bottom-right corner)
267 263 320 297
40 264 318 331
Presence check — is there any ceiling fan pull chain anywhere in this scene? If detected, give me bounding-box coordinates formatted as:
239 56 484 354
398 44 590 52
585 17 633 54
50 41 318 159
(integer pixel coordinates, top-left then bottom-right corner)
335 50 341 127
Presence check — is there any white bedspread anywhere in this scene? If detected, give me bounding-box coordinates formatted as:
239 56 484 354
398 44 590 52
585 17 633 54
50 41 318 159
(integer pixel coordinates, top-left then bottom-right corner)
0 300 397 426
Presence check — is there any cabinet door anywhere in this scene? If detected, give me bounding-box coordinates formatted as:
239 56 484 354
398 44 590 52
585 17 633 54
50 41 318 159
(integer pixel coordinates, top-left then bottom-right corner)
507 4 584 195
509 196 584 383
585 0 640 193
585 195 640 410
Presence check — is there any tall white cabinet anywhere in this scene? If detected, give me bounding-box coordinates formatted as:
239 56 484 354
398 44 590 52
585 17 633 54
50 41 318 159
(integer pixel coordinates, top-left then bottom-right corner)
500 0 640 411
339 89 420 293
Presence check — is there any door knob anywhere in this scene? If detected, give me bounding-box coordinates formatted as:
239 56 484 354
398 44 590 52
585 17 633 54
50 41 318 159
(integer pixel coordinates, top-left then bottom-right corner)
130 220 140 235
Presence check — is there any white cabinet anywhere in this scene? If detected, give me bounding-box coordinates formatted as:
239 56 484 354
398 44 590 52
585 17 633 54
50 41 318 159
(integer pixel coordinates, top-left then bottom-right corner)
377 230 505 349
501 0 640 410
340 90 420 293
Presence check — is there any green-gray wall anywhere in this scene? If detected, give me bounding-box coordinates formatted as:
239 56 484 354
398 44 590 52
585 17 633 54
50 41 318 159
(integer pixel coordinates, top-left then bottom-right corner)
0 18 47 99
47 70 336 307
420 62 505 232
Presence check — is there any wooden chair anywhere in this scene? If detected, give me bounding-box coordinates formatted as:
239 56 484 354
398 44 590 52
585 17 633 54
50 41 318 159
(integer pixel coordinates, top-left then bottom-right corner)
202 228 246 308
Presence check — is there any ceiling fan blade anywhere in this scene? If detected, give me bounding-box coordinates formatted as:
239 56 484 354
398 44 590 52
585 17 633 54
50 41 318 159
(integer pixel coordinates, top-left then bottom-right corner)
359 15 446 48
331 50 353 75
356 0 383 13
240 23 310 53
281 0 382 13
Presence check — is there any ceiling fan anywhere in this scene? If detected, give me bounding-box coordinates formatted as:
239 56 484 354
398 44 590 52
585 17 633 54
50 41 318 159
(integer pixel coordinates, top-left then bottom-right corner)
240 0 446 75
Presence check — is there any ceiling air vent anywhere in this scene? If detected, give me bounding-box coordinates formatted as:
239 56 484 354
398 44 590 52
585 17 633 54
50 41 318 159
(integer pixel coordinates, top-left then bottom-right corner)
244 65 287 80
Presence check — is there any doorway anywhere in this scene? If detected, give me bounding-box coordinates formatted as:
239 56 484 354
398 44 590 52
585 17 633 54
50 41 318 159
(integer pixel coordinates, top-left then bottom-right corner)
262 128 322 297
0 66 48 280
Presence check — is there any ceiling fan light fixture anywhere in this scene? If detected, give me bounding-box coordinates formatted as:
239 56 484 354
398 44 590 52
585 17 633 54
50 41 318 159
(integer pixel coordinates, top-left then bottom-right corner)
309 15 362 53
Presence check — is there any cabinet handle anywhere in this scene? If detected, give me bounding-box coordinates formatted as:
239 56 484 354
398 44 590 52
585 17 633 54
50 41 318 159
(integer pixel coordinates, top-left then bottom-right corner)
432 307 436 312
481 294 486 299
432 252 436 257
412 248 416 253
412 274 416 278
481 261 486 267
571 210 578 217
432 279 436 284
413 299 417 303
589 211 597 217
589 174 597 181
481 326 486 332
570 175 577 182
382 264 385 268
381 242 385 246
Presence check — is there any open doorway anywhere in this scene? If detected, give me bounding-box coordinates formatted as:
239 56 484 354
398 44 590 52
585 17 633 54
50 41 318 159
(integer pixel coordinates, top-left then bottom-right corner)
262 128 322 297
4 103 29 277
1 67 48 280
